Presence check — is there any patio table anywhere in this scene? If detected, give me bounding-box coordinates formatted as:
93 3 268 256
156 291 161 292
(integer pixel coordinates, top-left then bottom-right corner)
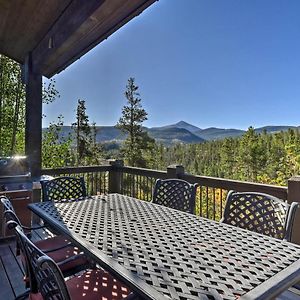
28 193 300 300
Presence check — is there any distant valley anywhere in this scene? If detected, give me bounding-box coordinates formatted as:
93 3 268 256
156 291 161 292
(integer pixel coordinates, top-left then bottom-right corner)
44 121 300 145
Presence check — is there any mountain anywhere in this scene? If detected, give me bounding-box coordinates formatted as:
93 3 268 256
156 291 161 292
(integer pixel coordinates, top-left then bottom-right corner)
49 126 73 139
254 126 298 134
43 124 204 145
95 126 125 142
43 122 300 145
154 121 200 133
195 127 245 140
193 126 299 141
94 126 204 144
147 127 205 145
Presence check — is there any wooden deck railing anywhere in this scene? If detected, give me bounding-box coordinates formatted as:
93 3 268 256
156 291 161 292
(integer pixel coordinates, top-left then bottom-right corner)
41 159 300 244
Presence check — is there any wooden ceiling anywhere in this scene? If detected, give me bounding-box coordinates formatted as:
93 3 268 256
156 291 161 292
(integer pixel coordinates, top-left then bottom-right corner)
0 0 156 78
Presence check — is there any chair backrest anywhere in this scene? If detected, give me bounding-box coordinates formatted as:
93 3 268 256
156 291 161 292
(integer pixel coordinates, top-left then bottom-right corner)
1 195 15 212
221 190 298 241
14 224 71 299
41 176 87 202
152 179 197 214
1 196 22 225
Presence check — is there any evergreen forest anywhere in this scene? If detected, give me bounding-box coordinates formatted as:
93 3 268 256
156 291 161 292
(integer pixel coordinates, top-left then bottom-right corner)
153 128 300 186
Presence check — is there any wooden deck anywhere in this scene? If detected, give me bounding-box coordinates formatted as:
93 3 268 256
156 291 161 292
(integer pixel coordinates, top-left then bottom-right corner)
0 226 300 300
0 226 52 300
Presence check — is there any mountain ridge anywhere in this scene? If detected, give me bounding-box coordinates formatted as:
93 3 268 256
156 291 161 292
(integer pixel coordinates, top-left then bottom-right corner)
43 122 300 144
152 120 201 133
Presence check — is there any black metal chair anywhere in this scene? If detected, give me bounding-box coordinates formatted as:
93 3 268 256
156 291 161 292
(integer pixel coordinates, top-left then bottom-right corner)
40 176 87 202
1 196 90 291
152 179 198 214
1 195 46 248
220 190 299 241
14 224 133 300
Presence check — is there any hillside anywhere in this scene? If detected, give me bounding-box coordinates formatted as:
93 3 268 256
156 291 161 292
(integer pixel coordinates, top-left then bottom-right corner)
147 127 204 144
95 126 126 142
194 125 300 141
44 124 205 145
254 126 298 134
195 127 245 140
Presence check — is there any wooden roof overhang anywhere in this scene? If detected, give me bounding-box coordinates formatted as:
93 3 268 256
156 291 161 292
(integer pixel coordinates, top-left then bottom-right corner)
0 0 156 78
0 0 156 177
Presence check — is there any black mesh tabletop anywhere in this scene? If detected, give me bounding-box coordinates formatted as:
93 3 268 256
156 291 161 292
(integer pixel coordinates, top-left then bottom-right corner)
28 194 300 300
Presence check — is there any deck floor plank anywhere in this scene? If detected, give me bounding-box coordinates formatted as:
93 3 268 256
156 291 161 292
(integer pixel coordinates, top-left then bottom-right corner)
0 250 17 299
0 241 26 297
0 225 51 300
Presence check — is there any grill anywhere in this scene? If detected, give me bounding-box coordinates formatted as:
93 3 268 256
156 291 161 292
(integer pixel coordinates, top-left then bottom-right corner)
0 156 33 238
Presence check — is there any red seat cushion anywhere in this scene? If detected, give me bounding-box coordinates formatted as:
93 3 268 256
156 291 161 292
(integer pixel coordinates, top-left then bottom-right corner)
35 236 88 272
23 235 88 274
29 269 131 300
34 235 70 250
29 293 43 300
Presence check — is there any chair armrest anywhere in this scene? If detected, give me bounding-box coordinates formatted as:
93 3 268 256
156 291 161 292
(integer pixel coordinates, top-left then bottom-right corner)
22 224 47 231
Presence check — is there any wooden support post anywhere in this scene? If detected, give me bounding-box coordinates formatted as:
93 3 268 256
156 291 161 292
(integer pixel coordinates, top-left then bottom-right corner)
108 159 124 194
24 53 42 224
287 176 300 244
24 53 42 180
167 165 185 179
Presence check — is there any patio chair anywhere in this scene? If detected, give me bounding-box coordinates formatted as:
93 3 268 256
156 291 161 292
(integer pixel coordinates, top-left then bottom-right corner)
1 196 90 287
220 190 299 241
152 179 198 214
1 194 70 249
1 195 47 246
14 224 133 300
41 176 87 202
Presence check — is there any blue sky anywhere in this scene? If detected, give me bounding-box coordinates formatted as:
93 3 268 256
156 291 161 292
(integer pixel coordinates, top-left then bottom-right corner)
43 0 300 130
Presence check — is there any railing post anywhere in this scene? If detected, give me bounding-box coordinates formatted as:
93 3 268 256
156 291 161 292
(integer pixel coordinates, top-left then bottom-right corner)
287 176 300 244
167 165 185 179
108 159 124 194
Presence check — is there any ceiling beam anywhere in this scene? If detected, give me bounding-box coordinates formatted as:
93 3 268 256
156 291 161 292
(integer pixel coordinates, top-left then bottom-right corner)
33 0 157 78
32 0 105 75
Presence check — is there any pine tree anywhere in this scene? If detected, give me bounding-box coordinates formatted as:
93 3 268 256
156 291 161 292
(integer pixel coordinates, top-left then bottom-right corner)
117 77 153 167
72 99 93 165
71 100 103 166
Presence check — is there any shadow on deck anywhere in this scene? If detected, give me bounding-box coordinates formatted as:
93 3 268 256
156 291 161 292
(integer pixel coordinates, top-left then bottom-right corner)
0 226 300 300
